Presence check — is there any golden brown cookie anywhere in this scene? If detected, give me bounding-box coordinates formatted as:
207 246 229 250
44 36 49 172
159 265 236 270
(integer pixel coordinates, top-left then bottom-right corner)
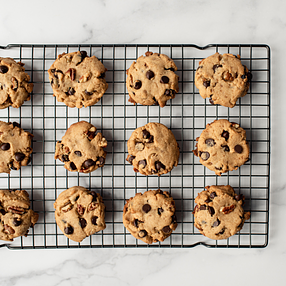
0 121 33 173
48 51 108 108
126 122 179 176
55 121 107 173
195 53 252 108
123 189 177 244
193 185 250 240
193 119 249 175
0 190 38 241
54 186 106 243
0 57 33 109
126 51 179 107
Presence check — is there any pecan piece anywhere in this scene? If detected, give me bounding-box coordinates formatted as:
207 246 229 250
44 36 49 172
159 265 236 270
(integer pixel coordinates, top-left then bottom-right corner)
4 224 15 234
11 77 18 90
66 68 76 81
77 204 85 216
221 205 235 214
88 202 98 212
223 71 234 81
7 206 25 214
61 202 73 213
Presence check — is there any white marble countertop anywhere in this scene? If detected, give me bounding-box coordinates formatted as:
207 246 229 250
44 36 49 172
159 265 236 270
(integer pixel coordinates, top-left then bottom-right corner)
0 0 284 285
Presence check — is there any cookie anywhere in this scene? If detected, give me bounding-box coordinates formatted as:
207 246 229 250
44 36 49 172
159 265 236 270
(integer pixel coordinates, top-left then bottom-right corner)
193 119 249 175
123 189 177 244
48 51 108 108
0 190 38 241
126 51 179 107
0 121 33 173
195 53 252 108
54 186 106 243
0 57 33 109
126 122 179 176
193 185 250 240
55 121 107 173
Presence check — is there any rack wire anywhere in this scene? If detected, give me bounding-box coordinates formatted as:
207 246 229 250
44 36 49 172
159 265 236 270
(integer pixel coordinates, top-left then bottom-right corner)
0 44 270 249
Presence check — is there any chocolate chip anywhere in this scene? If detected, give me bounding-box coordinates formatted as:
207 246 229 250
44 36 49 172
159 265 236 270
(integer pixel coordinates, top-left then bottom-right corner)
139 159 146 168
90 191 97 201
160 76 169 84
205 139 215 147
74 151 82 157
158 208 164 215
66 87 75 95
85 90 93 96
0 65 8 73
83 159 95 169
213 64 222 72
70 162 77 170
87 131 96 140
142 204 151 213
162 226 171 233
146 70 154 79
234 145 243 153
235 194 244 201
142 130 150 139
0 143 10 151
91 216 98 225
203 80 210 88
222 145 230 152
12 122 20 128
15 152 25 162
80 218 87 228
200 151 210 161
138 230 147 238
97 157 105 165
209 95 215 105
64 226 74 234
155 161 165 171
148 136 154 143
205 198 212 203
133 219 139 228
80 51 87 60
62 155 69 162
134 80 142 89
221 130 229 140
209 192 217 199
208 207 215 216
128 155 135 164
0 209 6 215
98 72 105 79
13 218 22 226
212 219 220 227
200 205 207 210
164 89 174 96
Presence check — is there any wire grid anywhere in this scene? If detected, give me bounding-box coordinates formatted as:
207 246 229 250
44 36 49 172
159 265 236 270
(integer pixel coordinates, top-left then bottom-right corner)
0 44 270 249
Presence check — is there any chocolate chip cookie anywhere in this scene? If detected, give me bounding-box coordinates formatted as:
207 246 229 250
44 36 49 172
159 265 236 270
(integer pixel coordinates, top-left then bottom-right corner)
0 57 33 109
48 51 108 108
193 119 249 175
55 121 107 173
123 189 177 244
0 121 33 173
0 189 38 241
193 185 250 240
126 122 179 176
195 53 252 108
54 186 106 243
126 51 179 107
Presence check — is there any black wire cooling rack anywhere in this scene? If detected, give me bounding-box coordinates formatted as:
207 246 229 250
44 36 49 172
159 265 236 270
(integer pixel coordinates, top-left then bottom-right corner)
0 44 270 249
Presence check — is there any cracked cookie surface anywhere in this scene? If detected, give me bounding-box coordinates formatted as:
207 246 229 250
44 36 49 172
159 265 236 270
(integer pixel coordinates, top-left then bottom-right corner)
0 57 33 109
126 122 179 176
123 189 177 244
193 119 249 175
193 185 250 240
195 53 251 108
0 121 33 173
48 51 108 108
0 190 38 241
54 186 106 243
55 121 107 173
126 51 179 107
